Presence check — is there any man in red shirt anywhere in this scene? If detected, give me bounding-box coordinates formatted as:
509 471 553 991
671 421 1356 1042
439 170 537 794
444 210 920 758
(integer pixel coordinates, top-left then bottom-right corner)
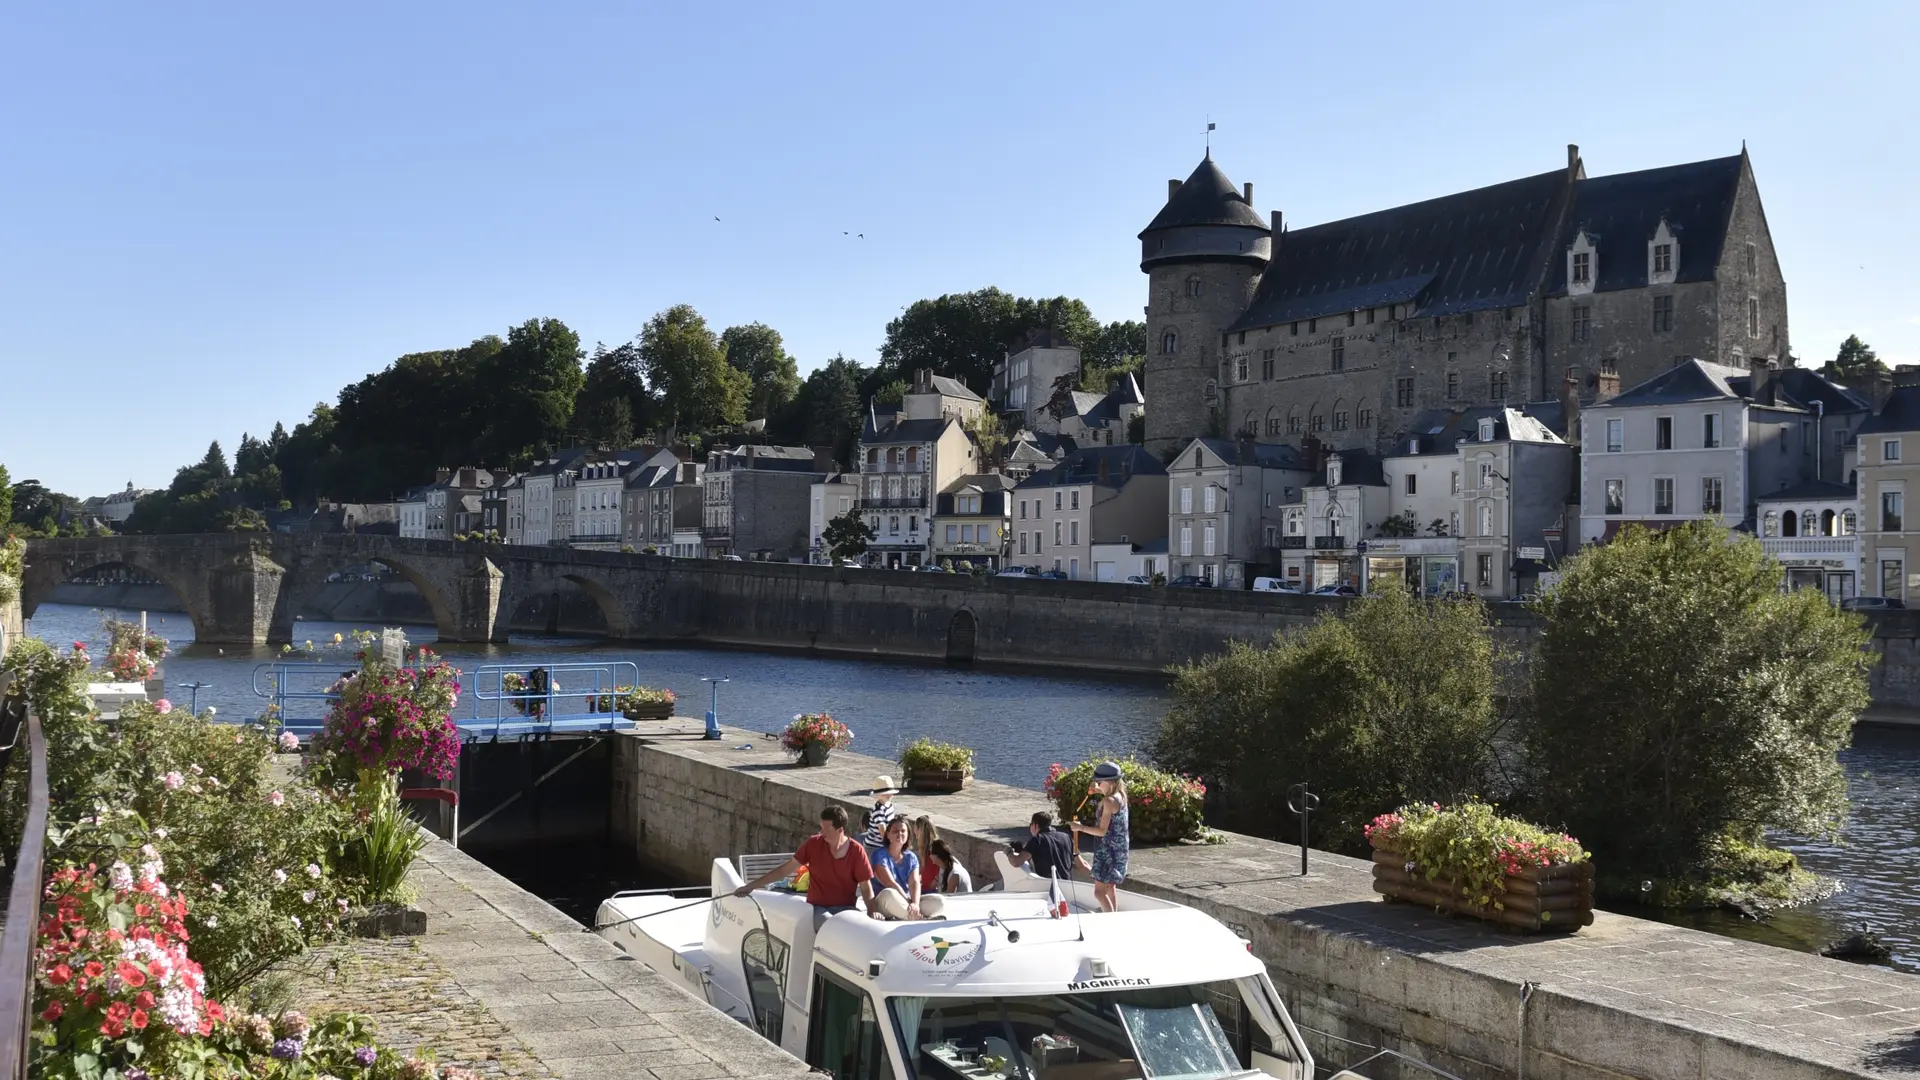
734 805 881 917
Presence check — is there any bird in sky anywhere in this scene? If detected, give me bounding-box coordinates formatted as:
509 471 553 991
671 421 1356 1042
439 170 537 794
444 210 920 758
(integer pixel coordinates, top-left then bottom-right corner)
713 216 721 222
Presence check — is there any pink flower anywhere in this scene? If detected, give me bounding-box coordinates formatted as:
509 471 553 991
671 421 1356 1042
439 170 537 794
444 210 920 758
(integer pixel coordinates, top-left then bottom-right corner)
278 731 300 751
162 771 184 791
267 791 285 807
153 699 172 714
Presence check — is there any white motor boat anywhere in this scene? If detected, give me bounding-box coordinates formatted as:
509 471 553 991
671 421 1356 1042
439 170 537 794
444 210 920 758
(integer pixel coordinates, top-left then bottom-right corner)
595 852 1317 1080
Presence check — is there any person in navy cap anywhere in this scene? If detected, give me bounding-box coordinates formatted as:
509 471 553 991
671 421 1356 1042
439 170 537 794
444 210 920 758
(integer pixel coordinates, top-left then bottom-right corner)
1070 761 1130 912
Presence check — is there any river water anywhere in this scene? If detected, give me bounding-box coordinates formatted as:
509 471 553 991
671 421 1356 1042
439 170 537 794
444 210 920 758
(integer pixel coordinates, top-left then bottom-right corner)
22 602 1920 969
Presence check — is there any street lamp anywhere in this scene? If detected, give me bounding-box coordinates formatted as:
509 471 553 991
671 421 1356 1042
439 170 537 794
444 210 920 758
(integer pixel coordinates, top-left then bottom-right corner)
699 676 730 741
181 681 212 714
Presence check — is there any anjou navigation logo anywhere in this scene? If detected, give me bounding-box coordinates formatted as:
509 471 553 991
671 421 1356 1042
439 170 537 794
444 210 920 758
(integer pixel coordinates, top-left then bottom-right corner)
908 934 979 967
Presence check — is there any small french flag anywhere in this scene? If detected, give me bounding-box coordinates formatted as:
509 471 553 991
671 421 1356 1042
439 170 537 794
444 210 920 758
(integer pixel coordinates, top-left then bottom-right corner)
1048 871 1069 919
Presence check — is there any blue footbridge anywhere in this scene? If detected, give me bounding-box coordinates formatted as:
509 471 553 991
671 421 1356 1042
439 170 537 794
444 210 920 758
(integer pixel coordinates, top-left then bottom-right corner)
250 659 657 741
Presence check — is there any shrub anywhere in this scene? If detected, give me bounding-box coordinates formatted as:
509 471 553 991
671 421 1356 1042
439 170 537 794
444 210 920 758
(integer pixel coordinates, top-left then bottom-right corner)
102 618 169 682
782 713 852 754
1153 580 1501 851
899 738 974 774
310 651 462 781
1044 756 1205 843
333 779 429 906
1525 521 1871 892
1365 800 1587 913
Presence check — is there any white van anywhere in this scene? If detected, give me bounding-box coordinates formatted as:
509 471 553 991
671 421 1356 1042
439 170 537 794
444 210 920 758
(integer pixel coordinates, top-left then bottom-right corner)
1251 577 1298 592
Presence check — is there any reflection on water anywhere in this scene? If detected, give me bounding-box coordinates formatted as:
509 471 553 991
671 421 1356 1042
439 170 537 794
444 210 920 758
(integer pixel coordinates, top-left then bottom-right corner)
25 603 1920 968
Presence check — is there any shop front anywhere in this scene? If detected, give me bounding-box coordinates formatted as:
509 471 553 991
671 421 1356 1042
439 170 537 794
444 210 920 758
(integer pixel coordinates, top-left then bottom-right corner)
1357 538 1460 596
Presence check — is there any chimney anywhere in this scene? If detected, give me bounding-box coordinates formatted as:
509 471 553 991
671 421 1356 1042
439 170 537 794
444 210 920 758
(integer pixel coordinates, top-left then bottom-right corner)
1594 363 1621 403
1242 182 1253 205
1748 356 1776 406
1098 456 1111 485
1270 210 1283 249
746 445 758 467
1301 435 1324 475
1876 374 1895 414
1561 366 1582 446
1167 178 1182 201
435 467 450 484
1567 143 1580 171
1237 429 1256 464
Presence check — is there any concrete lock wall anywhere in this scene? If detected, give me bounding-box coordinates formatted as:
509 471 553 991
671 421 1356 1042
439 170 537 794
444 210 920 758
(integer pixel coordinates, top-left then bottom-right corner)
610 729 1918 1080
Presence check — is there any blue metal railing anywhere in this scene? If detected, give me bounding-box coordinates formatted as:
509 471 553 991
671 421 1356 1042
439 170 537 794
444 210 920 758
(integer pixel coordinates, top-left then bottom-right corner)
250 659 646 742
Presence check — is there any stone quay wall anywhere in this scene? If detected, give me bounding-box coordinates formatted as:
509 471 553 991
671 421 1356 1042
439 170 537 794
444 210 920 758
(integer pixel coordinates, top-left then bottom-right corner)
612 723 1920 1080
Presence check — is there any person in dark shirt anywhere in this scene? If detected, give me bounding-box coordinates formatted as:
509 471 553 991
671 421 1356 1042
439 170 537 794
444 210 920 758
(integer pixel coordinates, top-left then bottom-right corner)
1006 811 1075 881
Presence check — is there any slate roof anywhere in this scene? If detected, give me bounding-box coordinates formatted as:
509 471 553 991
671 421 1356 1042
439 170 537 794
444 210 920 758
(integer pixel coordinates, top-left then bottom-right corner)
1858 386 1920 435
1548 155 1744 294
1771 368 1871 415
625 463 676 490
942 473 1016 494
1014 445 1166 490
1756 479 1856 503
1140 156 1269 234
1230 168 1567 331
1179 437 1309 470
860 415 955 445
1589 359 1749 409
1322 449 1388 487
928 375 982 401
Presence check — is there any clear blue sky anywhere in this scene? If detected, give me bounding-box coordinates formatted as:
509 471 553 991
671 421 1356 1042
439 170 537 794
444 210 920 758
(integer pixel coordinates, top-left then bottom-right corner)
5 1 1914 497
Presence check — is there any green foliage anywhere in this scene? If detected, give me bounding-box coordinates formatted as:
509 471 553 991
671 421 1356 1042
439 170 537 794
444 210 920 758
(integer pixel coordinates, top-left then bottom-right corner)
1375 511 1417 538
793 354 868 463
576 341 650 447
722 322 801 424
0 461 12 528
1126 413 1146 446
641 304 749 437
872 379 907 408
332 777 428 906
1364 800 1587 914
7 476 83 536
1154 581 1502 850
899 738 974 774
1525 521 1871 888
823 509 875 560
877 289 1136 393
0 533 22 605
965 409 1007 464
1819 334 1887 384
1043 756 1205 843
1079 350 1144 394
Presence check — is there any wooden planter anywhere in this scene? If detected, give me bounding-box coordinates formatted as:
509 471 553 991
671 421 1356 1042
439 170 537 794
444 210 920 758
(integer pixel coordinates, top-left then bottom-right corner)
1371 848 1594 933
619 701 674 722
904 767 972 793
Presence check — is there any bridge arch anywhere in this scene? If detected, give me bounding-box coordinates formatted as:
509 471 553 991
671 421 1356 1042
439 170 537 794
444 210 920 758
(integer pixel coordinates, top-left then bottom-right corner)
946 608 978 663
268 553 462 645
502 565 631 640
19 554 208 642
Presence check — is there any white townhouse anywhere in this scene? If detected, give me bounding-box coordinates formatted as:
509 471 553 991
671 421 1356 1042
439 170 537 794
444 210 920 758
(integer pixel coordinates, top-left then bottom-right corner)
1165 437 1311 589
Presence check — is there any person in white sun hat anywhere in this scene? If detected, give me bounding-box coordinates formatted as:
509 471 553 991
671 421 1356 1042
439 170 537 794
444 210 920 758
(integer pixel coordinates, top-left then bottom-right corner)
859 774 903 854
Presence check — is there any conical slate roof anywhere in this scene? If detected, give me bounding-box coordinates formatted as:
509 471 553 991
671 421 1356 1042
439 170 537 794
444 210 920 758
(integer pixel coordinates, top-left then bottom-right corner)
1140 155 1269 235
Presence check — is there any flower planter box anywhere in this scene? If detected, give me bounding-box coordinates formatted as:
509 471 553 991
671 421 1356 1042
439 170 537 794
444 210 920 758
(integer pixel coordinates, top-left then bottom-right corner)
905 767 971 793
800 743 833 766
620 701 674 722
1370 848 1594 933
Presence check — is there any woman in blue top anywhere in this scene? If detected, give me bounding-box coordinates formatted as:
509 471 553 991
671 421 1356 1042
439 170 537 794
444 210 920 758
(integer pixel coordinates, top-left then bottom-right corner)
1070 761 1130 912
870 817 947 920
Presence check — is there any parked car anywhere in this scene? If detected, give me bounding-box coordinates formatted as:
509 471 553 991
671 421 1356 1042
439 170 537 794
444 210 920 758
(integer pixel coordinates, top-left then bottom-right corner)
1168 575 1213 588
1123 575 1153 585
996 565 1039 578
1841 596 1906 611
1311 584 1358 596
918 564 953 573
1038 569 1069 580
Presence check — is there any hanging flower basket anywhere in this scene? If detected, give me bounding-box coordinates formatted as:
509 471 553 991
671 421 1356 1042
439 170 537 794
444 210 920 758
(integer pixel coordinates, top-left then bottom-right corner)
584 686 677 722
1366 802 1594 934
784 713 852 766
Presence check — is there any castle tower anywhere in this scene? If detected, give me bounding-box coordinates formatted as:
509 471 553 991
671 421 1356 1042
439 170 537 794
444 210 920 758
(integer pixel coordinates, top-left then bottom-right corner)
1139 155 1271 453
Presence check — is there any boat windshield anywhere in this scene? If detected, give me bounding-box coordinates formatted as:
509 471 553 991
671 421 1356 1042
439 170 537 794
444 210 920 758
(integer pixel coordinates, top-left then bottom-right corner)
891 980 1299 1080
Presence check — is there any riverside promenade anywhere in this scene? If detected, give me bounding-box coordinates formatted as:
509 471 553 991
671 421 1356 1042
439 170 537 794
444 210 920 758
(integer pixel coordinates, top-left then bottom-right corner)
615 722 1920 1080
291 837 810 1080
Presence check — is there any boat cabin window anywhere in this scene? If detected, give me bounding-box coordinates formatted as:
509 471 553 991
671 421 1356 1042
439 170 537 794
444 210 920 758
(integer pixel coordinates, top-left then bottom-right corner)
809 970 891 1080
894 981 1301 1080
742 929 790 1042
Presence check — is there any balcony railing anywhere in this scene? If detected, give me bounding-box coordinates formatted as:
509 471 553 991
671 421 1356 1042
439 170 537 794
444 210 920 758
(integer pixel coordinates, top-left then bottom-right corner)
700 525 732 539
568 533 622 546
1761 536 1857 555
855 497 927 511
1279 536 1307 550
1313 535 1348 550
0 691 49 1080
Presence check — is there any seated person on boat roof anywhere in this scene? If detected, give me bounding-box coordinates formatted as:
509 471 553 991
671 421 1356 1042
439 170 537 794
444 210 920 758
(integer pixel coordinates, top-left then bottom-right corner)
870 817 946 920
1006 811 1074 881
734 805 886 918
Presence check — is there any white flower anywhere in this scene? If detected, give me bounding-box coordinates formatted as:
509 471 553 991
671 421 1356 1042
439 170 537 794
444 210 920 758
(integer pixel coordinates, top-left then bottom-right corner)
305 864 322 879
278 731 300 751
109 861 134 891
162 771 184 791
267 791 285 807
290 915 302 929
272 869 288 885
301 890 315 903
336 898 349 912
203 915 217 928
152 827 168 839
210 883 224 895
188 763 203 776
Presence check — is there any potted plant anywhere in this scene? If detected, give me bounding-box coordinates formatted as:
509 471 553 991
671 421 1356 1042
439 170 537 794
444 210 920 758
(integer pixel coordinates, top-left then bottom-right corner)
783 712 853 766
1365 801 1594 933
585 685 677 722
900 738 975 792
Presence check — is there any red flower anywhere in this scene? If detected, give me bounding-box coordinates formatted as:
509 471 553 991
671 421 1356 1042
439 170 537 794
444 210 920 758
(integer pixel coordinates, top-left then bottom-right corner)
130 1009 148 1030
40 1001 62 1022
115 960 146 988
46 962 72 986
134 991 155 1009
100 1018 124 1038
83 961 104 979
82 991 102 1009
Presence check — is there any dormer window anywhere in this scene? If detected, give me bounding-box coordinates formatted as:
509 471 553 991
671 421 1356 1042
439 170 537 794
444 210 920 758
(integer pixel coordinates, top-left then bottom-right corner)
1327 459 1343 486
1567 230 1597 297
1648 220 1679 286
1478 417 1496 442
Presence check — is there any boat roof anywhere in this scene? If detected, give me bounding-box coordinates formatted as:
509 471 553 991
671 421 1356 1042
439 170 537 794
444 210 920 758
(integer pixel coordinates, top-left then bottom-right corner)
766 887 1265 997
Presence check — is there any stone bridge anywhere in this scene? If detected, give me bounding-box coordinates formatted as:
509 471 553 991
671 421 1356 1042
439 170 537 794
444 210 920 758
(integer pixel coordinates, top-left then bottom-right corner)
19 534 666 645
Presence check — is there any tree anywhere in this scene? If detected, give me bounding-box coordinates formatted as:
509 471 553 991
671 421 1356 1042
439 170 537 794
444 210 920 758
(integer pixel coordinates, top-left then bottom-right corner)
199 440 230 479
576 342 649 447
1525 521 1871 893
822 510 876 561
0 463 12 532
721 323 801 423
1126 413 1145 445
877 288 1108 393
792 355 868 464
1154 582 1502 849
475 318 584 464
640 305 749 438
965 409 1007 467
1819 334 1887 384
